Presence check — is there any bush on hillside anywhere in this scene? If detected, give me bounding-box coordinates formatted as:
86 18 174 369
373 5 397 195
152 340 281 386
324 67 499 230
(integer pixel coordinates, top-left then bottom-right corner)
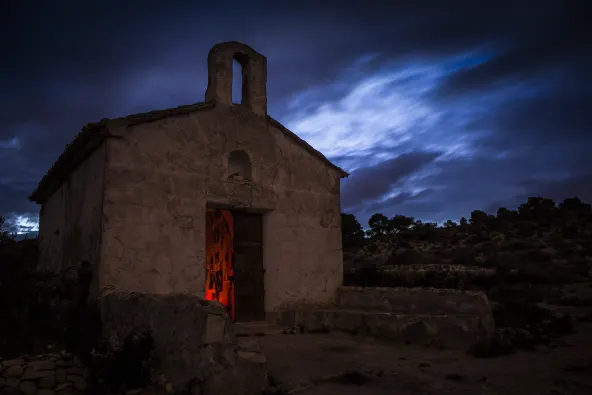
87 330 155 395
473 302 575 357
0 239 102 359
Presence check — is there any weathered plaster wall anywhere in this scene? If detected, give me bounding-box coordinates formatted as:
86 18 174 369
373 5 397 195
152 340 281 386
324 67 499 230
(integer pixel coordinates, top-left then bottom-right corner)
38 144 106 282
263 123 343 311
100 104 343 312
38 187 66 273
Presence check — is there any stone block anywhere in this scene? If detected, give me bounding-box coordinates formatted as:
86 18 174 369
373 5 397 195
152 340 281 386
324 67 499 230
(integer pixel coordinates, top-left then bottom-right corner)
98 290 251 392
38 374 56 389
1 360 24 368
67 375 86 390
0 388 21 395
4 366 23 378
19 380 37 395
55 369 67 383
5 378 19 388
28 361 55 371
54 383 72 391
22 367 55 380
294 310 330 333
203 314 228 344
64 367 84 376
329 310 366 335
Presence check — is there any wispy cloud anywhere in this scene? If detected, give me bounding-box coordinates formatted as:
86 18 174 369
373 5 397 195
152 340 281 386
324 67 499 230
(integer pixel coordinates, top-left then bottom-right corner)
0 137 21 150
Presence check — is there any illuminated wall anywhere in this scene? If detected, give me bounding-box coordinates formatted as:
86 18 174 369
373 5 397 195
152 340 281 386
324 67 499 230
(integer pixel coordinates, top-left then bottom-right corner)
205 209 235 320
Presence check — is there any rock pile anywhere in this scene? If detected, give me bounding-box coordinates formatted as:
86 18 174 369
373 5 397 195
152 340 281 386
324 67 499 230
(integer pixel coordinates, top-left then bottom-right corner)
0 352 87 395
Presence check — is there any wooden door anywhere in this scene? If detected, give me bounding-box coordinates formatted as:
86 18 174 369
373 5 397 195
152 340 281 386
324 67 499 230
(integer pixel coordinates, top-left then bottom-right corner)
232 212 265 322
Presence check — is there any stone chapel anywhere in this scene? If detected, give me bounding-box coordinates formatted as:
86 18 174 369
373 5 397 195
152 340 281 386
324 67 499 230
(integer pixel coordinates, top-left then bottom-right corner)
30 41 349 322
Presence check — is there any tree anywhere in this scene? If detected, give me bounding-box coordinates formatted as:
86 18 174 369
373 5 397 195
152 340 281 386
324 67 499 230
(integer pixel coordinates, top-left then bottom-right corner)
496 207 518 221
518 197 557 225
469 210 489 227
0 215 17 244
341 213 365 248
412 221 439 241
367 213 390 239
389 215 416 234
559 197 592 220
443 220 457 229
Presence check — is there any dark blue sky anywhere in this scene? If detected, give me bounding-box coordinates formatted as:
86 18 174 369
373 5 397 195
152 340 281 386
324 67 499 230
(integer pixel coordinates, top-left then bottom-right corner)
1 0 590 233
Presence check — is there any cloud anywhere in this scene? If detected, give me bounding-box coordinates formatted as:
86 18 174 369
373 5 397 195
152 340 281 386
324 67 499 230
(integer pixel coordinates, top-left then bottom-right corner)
364 188 435 215
285 67 442 159
341 152 441 210
432 0 590 98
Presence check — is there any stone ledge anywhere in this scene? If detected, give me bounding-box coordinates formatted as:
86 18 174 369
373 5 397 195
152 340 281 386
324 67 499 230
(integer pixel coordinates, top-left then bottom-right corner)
337 286 492 316
277 308 494 352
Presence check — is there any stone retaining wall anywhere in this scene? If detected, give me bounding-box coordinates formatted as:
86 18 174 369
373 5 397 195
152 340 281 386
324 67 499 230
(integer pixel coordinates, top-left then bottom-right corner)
337 286 492 316
277 286 496 352
0 351 87 395
281 308 494 351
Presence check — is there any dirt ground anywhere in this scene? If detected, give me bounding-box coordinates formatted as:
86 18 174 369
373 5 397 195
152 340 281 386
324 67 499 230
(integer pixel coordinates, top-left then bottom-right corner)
260 322 592 395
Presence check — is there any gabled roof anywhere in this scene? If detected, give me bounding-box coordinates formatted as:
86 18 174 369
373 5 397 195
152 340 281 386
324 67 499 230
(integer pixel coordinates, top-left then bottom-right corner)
29 102 349 204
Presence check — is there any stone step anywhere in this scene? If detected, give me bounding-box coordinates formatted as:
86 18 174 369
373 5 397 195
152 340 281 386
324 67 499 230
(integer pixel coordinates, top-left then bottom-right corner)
276 308 494 352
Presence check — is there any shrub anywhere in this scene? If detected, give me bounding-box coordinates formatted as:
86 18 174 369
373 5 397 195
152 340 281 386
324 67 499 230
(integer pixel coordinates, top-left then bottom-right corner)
473 302 574 358
87 330 155 395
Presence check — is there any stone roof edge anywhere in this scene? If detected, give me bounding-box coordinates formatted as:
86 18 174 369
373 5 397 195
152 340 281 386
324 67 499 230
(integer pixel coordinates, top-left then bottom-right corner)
28 123 108 204
29 101 348 204
28 102 216 204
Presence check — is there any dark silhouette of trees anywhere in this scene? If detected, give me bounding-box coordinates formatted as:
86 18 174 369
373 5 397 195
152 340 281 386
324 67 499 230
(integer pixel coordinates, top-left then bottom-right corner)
341 213 366 248
443 220 457 229
341 196 592 249
390 214 416 234
0 215 17 244
366 213 391 239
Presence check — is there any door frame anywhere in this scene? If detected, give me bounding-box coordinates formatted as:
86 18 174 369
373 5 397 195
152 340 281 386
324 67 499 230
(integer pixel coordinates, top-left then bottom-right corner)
204 204 268 322
230 209 265 322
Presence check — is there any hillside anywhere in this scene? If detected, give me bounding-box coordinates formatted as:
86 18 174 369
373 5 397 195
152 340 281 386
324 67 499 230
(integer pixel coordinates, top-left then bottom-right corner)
343 196 592 287
342 196 592 354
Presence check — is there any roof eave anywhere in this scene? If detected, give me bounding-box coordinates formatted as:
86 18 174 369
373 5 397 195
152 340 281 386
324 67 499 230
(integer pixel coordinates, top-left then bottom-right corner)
29 124 108 204
267 116 349 178
29 102 217 205
30 102 349 204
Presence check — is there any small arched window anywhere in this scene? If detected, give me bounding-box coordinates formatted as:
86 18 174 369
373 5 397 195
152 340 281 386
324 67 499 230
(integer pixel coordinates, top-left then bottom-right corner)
227 150 252 181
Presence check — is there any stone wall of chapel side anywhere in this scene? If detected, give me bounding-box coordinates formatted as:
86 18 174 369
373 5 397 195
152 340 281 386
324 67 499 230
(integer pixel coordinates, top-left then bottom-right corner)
100 113 211 296
99 105 343 311
263 123 343 311
38 185 66 273
37 144 106 296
